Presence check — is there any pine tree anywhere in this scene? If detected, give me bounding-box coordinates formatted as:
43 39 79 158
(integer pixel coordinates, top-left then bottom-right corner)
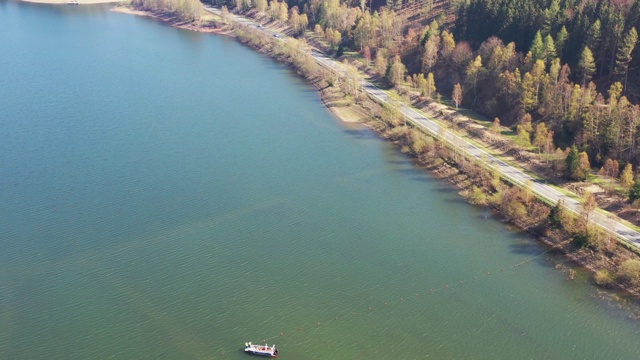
630 179 640 202
529 30 544 62
586 19 601 55
614 27 638 91
578 46 596 84
565 145 580 180
543 34 556 64
555 26 568 57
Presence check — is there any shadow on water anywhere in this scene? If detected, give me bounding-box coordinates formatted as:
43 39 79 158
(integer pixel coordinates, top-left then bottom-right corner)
440 198 471 206
509 241 549 259
343 129 378 140
431 186 458 193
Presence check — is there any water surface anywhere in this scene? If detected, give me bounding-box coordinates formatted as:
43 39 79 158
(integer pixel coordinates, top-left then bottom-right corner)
1 2 640 359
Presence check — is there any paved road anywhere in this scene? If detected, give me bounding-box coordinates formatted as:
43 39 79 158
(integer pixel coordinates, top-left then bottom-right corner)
205 6 640 250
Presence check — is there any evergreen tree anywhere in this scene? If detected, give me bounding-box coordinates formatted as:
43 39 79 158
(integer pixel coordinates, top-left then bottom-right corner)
529 31 544 62
555 26 568 57
565 145 580 180
586 19 601 55
543 35 556 64
630 179 640 202
614 27 638 91
578 46 596 84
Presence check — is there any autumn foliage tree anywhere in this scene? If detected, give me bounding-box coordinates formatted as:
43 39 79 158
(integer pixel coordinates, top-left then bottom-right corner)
452 83 462 109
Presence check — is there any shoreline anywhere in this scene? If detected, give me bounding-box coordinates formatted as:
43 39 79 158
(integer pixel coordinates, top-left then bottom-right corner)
111 6 231 34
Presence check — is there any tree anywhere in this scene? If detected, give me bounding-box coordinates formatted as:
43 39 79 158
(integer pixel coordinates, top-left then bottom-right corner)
278 1 288 22
586 19 601 53
565 145 580 180
465 55 483 105
516 114 533 146
374 50 388 76
440 30 456 61
325 28 341 49
578 151 591 180
598 159 620 179
581 191 597 223
629 179 640 202
517 124 531 146
533 122 549 153
555 26 568 57
491 117 501 135
542 34 556 64
362 46 371 63
614 27 638 91
255 0 267 12
621 163 634 190
452 83 462 110
386 55 407 87
529 30 544 62
425 72 436 98
578 46 596 84
422 36 440 74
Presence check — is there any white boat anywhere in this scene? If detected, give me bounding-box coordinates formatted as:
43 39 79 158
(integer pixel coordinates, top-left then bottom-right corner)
244 342 278 357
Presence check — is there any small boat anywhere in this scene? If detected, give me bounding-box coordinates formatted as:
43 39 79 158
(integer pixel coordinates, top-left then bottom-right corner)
67 0 79 4
244 342 278 357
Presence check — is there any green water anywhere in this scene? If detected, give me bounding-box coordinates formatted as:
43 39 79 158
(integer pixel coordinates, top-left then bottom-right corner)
1 2 640 359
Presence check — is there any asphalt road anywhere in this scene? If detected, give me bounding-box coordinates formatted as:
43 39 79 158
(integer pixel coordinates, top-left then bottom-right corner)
205 6 640 250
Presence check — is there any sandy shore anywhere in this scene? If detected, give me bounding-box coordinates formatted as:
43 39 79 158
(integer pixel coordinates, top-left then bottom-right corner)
20 0 121 4
111 6 228 33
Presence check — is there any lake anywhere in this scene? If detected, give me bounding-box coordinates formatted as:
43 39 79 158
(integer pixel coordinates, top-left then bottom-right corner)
1 2 640 359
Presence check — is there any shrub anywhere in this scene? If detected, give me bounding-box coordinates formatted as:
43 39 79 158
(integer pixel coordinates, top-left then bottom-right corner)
617 259 640 288
469 186 487 205
593 269 614 287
